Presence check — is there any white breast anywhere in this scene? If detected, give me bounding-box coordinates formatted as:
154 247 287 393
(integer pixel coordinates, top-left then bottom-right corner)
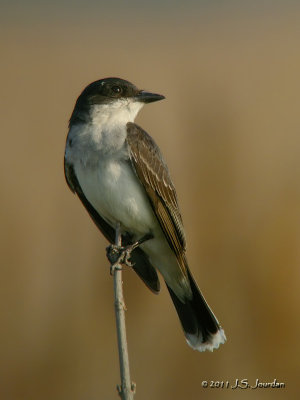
75 155 158 236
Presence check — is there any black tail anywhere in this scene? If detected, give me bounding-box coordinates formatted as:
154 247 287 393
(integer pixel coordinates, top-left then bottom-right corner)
167 268 226 352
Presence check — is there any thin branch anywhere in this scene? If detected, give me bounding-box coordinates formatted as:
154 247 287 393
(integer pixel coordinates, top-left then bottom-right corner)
112 224 136 400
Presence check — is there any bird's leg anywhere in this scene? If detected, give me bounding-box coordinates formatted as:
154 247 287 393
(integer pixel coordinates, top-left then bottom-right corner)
122 233 154 266
107 233 154 274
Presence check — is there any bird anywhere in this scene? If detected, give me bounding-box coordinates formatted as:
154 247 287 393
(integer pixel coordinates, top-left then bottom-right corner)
64 77 226 352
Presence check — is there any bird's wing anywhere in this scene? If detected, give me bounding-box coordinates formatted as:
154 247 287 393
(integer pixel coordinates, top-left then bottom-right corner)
126 122 187 274
64 157 160 294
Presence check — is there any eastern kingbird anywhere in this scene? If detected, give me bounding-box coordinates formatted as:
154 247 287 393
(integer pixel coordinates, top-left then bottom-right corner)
64 77 226 352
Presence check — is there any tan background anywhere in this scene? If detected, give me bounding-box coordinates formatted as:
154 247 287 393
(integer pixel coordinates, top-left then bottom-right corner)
1 2 300 399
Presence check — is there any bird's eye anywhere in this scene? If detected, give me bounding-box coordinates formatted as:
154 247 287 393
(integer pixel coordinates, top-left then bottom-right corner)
112 85 122 94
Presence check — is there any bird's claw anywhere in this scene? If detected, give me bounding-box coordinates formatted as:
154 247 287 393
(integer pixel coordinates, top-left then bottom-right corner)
123 248 134 267
110 262 122 275
106 244 135 275
106 244 124 265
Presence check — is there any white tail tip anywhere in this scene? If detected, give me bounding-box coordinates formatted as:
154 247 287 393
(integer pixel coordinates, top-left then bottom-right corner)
185 328 227 352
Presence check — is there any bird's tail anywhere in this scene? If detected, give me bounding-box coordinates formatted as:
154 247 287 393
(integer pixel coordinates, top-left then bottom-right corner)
166 267 226 352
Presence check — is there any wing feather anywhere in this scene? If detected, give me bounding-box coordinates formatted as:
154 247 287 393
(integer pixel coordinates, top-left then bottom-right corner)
126 122 186 267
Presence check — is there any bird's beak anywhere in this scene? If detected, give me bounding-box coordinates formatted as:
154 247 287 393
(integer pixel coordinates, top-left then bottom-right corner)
136 90 165 103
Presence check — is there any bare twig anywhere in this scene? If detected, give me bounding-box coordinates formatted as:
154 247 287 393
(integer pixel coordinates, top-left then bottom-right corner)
111 223 136 400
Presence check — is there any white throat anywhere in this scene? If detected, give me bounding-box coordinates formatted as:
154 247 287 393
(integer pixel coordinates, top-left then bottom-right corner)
90 98 144 128
66 98 145 167
68 98 145 158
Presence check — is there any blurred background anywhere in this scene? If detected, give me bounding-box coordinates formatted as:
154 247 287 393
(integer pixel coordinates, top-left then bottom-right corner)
1 1 300 399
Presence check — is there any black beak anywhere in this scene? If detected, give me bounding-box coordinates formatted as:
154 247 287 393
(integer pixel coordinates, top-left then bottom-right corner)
136 90 165 103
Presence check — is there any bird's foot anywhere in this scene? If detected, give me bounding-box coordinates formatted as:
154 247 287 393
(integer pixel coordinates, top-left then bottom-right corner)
106 233 154 275
106 244 125 265
106 244 137 274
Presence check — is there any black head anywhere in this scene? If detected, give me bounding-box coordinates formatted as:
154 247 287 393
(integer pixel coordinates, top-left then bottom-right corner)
69 77 165 126
79 78 140 105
